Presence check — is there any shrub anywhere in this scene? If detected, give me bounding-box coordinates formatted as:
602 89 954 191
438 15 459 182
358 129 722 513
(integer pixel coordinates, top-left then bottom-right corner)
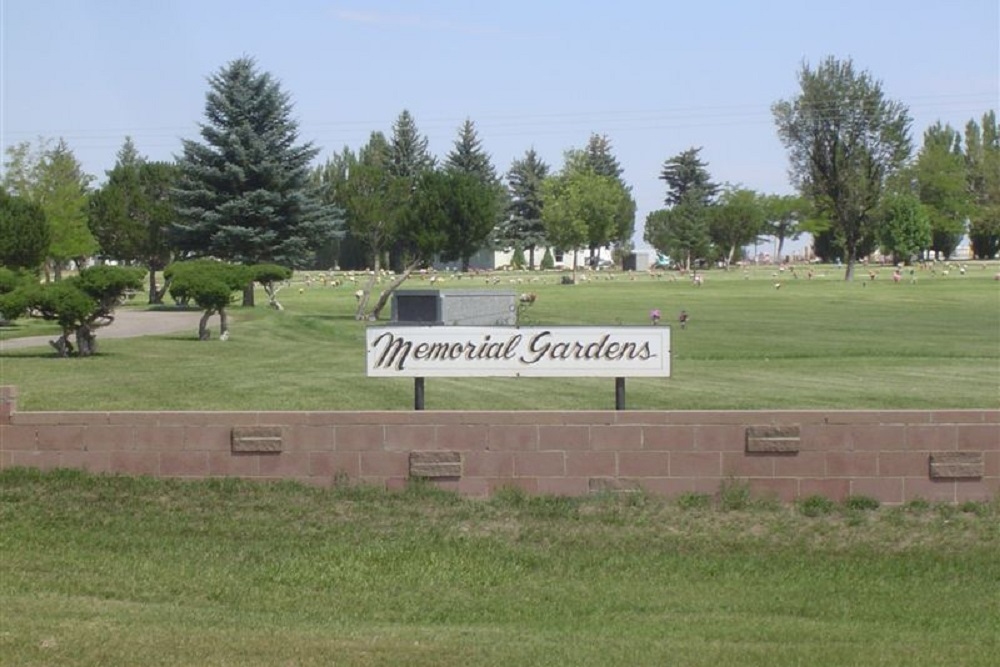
799 495 836 517
676 492 711 511
958 500 990 517
718 478 751 511
540 247 555 270
905 498 931 513
510 244 526 270
843 495 880 512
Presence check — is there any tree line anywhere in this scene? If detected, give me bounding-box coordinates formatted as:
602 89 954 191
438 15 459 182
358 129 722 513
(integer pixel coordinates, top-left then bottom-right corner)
2 55 998 324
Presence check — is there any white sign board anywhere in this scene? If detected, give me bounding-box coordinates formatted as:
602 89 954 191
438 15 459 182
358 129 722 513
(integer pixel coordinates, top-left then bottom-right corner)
366 326 671 378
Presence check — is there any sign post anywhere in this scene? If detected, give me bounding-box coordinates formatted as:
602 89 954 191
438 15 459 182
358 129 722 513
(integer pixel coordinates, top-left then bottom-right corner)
367 326 671 409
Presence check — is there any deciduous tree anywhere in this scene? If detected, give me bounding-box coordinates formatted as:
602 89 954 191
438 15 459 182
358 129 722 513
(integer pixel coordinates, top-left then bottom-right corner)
964 111 1000 258
773 56 912 280
711 187 765 267
542 169 629 281
3 138 97 280
912 123 970 259
877 193 931 264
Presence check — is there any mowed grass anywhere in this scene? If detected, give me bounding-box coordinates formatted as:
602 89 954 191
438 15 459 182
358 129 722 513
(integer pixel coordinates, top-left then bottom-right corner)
1 263 997 411
1 468 998 666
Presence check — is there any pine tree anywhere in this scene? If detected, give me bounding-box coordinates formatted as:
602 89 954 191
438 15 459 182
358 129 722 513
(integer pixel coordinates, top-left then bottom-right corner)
659 147 718 207
173 57 341 304
584 133 624 180
503 149 550 268
388 109 435 180
584 133 636 258
445 119 497 184
444 118 503 270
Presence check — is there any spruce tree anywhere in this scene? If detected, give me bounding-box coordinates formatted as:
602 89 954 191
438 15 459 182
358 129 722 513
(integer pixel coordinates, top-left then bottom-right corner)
173 57 341 304
388 109 435 180
503 149 550 268
444 118 503 270
445 119 498 184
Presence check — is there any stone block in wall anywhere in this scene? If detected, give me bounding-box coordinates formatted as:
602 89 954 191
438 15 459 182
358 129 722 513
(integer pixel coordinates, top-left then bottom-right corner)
231 426 283 453
746 425 800 453
589 477 641 493
928 451 983 479
409 451 462 478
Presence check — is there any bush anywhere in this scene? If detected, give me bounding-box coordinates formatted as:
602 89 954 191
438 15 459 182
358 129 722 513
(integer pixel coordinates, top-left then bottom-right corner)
799 495 836 517
510 244 526 270
905 498 931 513
540 247 555 270
718 478 751 511
843 495 880 512
676 492 711 511
958 500 991 517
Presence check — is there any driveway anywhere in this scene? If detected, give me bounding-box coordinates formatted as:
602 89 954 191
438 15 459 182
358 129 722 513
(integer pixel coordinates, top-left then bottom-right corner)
0 308 203 351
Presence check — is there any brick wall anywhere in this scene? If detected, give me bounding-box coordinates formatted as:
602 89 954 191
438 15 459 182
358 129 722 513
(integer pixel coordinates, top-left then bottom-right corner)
1 386 997 504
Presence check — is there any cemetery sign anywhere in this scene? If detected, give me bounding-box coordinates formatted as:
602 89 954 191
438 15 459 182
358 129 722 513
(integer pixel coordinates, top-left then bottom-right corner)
366 326 671 378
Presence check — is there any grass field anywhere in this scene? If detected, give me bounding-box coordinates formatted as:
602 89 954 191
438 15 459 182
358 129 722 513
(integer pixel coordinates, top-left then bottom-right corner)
1 262 997 411
1 468 998 666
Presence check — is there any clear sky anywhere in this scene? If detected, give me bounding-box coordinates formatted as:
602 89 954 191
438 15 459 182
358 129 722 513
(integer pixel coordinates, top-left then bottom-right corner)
2 0 998 251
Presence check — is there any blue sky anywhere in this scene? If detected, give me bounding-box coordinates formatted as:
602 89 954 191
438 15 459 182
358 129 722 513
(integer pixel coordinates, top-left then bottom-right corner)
2 0 998 251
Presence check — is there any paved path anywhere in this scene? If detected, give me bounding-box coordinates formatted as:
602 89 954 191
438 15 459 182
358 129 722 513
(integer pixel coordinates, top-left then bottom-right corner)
1 309 203 352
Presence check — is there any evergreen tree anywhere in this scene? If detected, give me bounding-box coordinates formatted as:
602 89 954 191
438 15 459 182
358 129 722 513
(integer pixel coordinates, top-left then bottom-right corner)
0 190 50 272
659 147 718 207
89 138 180 302
503 148 550 268
444 118 504 270
386 109 435 271
445 118 497 183
388 109 435 180
584 133 624 180
583 133 636 261
172 57 341 305
646 147 718 270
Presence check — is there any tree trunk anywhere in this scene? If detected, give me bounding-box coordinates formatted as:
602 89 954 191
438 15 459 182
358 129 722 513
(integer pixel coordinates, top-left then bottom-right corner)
370 260 421 321
264 284 283 311
355 253 381 320
75 325 96 357
242 282 255 307
844 253 855 281
199 310 215 340
219 308 229 338
528 246 536 270
147 265 162 305
49 332 73 357
571 249 579 283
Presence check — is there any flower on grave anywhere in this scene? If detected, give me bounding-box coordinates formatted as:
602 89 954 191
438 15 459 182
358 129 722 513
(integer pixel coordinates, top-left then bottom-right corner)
650 309 661 324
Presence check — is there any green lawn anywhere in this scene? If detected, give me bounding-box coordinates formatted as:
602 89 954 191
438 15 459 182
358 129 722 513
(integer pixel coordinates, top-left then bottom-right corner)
1 468 997 666
1 263 997 411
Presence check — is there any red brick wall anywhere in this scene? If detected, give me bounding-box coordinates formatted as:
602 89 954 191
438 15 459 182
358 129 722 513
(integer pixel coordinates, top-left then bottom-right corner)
1 386 996 504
